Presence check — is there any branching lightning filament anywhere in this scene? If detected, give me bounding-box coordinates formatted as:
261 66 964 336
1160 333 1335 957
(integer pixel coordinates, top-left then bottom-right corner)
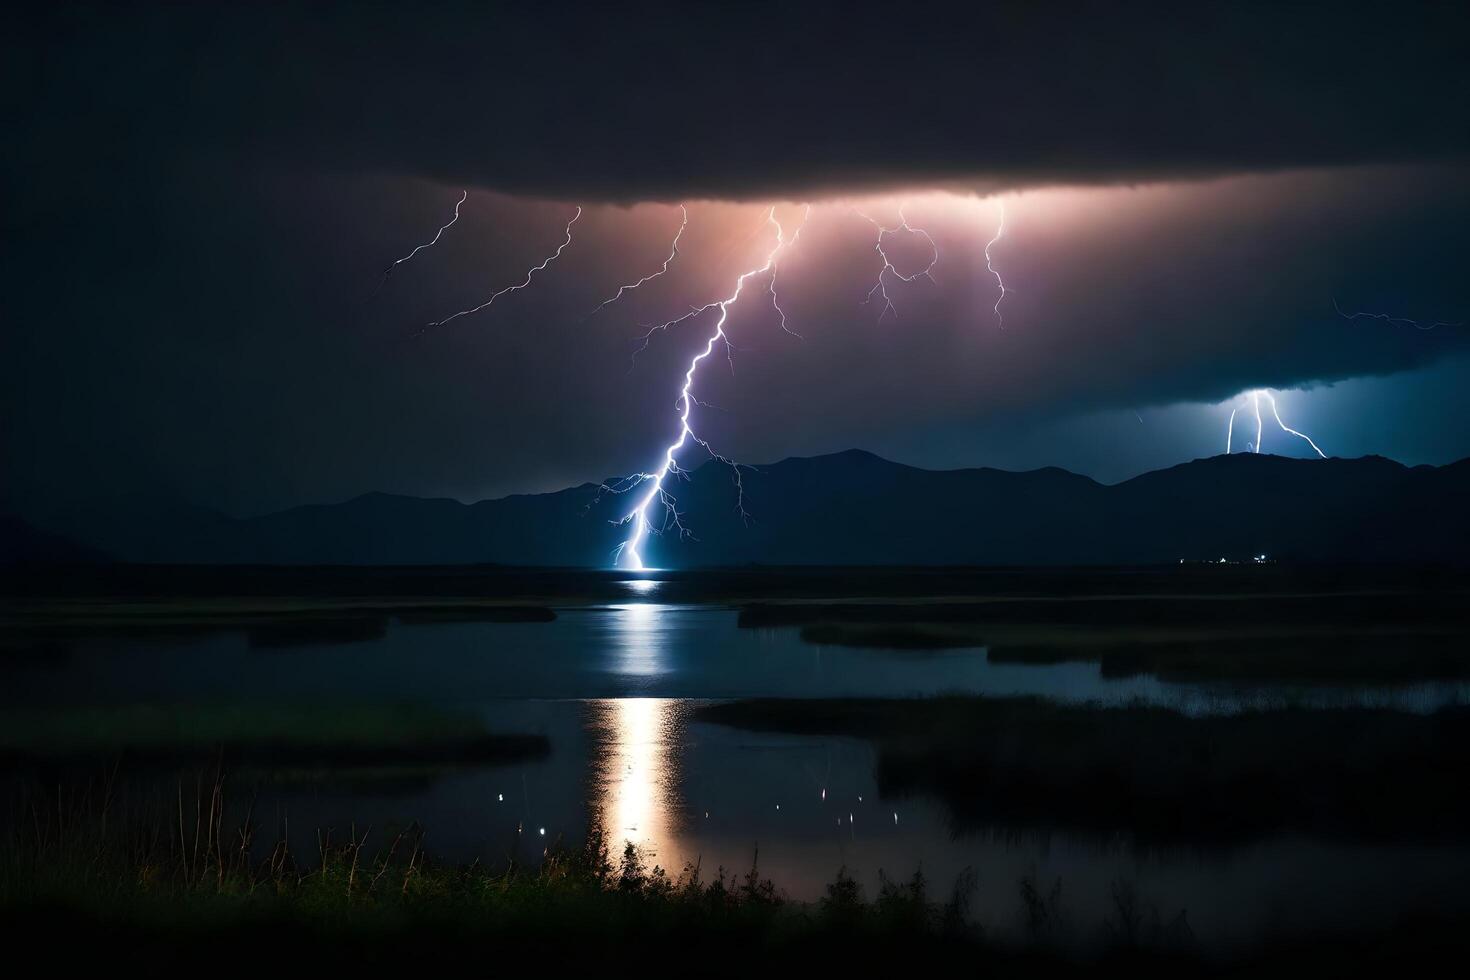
768 204 812 339
854 206 939 321
611 207 802 570
426 206 582 328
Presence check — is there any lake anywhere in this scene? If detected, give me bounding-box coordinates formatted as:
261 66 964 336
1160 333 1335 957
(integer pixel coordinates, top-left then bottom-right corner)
6 585 1470 947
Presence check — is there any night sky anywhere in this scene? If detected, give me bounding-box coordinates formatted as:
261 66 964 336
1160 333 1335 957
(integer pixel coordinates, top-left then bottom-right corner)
6 1 1469 518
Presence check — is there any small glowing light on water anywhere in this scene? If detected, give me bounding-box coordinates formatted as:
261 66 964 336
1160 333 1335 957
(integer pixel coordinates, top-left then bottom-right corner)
539 827 546 836
857 795 863 802
497 793 503 802
622 577 662 596
776 804 781 811
893 812 899 825
849 812 854 823
821 788 826 801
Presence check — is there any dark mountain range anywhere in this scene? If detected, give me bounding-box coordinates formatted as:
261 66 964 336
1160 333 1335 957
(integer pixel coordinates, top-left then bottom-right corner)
18 451 1470 567
0 516 107 566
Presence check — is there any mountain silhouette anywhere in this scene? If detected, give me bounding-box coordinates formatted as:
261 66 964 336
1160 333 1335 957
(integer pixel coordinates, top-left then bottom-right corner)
21 451 1470 566
0 515 108 565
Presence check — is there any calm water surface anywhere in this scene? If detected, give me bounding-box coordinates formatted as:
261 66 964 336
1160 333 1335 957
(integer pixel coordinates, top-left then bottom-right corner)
8 590 1470 945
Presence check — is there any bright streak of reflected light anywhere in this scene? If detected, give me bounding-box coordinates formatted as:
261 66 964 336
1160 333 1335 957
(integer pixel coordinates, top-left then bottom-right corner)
591 698 679 867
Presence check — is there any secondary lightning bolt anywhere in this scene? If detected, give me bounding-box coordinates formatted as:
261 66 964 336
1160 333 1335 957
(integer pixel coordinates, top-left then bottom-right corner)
768 203 812 339
612 207 799 570
589 205 688 317
1333 297 1461 331
984 200 1008 328
425 206 582 329
372 189 468 296
1260 390 1326 457
1224 389 1326 458
854 206 939 322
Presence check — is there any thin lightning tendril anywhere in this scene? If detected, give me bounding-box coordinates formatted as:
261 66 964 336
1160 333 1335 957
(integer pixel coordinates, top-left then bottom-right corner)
768 204 812 339
589 205 688 317
387 191 468 274
853 206 939 322
612 207 801 570
1225 389 1326 458
425 206 582 329
984 200 1008 328
1332 297 1461 332
372 189 468 296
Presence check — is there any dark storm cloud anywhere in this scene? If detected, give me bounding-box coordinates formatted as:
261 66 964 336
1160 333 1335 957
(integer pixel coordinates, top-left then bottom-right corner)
4 1 1470 521
11 1 1469 203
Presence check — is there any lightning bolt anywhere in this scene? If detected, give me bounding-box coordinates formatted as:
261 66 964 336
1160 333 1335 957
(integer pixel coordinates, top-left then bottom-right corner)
768 203 812 339
589 205 688 316
1252 392 1263 453
1333 297 1461 331
425 206 582 329
612 207 800 570
853 206 939 322
1225 389 1326 458
1260 389 1326 458
984 200 1008 328
371 189 468 297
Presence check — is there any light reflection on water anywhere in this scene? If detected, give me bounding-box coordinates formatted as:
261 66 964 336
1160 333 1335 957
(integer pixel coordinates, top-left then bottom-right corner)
592 588 681 864
7 598 1470 944
16 598 1470 712
587 698 684 867
605 604 671 678
618 577 664 599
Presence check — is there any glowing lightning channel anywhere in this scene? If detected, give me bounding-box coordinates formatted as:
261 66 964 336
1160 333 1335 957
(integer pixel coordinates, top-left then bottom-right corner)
426 206 582 329
1224 389 1326 458
612 207 798 570
1261 390 1326 458
984 200 1008 328
589 205 688 316
1252 392 1263 453
1333 297 1461 332
854 206 939 321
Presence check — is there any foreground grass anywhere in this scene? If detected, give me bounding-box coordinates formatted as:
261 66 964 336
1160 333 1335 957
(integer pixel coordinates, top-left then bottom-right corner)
4 788 1466 979
696 697 1470 842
